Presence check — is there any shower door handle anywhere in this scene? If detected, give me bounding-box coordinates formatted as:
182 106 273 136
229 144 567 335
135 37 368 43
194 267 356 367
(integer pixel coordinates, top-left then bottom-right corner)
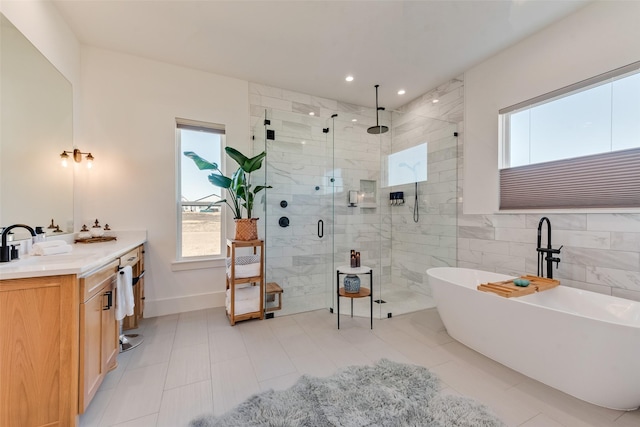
318 219 324 238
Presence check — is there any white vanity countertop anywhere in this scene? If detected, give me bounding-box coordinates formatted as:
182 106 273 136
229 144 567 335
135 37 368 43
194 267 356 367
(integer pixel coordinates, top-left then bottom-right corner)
0 230 147 280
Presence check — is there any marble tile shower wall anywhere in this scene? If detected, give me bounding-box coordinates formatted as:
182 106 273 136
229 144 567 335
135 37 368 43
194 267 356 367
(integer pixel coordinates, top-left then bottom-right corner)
387 78 464 299
249 83 391 315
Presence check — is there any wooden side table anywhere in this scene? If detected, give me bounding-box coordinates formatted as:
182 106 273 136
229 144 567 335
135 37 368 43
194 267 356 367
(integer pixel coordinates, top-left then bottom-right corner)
336 265 373 329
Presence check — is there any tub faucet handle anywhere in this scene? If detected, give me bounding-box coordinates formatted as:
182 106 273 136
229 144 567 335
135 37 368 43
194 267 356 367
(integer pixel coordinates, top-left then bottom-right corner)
549 256 561 269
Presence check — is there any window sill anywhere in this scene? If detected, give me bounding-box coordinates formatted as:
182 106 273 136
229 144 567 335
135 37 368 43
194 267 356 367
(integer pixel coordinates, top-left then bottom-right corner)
171 257 225 272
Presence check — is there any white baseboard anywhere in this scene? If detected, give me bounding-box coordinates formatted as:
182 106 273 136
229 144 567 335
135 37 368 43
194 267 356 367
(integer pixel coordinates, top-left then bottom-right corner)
144 291 226 318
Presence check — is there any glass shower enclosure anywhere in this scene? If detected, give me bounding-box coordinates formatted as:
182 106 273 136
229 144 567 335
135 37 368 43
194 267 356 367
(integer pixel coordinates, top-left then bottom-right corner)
252 102 457 321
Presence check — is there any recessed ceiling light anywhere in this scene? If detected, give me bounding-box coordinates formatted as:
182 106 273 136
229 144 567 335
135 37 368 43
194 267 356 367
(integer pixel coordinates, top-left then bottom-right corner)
345 75 354 82
309 112 315 116
352 119 357 122
397 89 406 95
432 98 439 104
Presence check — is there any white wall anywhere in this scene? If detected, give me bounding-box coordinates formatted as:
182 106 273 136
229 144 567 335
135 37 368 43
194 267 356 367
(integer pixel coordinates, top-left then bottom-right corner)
0 0 80 89
79 46 250 317
464 1 640 214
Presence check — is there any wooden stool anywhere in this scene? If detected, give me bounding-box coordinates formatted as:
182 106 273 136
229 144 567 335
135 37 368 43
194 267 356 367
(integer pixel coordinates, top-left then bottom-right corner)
265 282 283 312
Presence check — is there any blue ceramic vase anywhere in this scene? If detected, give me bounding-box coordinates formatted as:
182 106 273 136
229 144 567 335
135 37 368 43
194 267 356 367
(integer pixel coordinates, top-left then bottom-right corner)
344 274 361 293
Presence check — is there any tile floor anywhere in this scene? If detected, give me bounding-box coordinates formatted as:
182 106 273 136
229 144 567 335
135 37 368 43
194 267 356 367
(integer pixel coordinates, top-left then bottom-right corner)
80 307 640 427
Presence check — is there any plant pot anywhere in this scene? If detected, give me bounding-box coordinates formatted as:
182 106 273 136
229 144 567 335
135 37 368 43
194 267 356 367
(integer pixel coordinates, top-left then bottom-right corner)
234 218 258 241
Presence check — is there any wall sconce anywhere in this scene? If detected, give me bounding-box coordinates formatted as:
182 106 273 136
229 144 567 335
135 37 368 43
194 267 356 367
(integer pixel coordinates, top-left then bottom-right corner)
60 148 94 168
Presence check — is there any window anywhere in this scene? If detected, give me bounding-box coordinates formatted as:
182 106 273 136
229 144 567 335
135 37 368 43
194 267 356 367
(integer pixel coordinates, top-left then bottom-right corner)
176 119 225 259
499 61 640 209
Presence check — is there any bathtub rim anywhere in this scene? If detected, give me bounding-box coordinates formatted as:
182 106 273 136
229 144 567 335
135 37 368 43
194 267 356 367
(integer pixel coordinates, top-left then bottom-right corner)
427 266 640 329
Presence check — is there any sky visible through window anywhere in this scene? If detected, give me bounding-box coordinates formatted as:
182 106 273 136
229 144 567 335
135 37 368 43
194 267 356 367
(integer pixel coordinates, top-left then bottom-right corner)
181 129 222 203
508 72 640 168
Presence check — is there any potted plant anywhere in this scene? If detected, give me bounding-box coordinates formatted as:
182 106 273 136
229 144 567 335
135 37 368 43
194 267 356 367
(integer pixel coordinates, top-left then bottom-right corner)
184 147 270 241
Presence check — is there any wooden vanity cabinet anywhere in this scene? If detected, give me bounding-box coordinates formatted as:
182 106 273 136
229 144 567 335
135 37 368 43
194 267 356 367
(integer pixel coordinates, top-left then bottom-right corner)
0 242 145 425
0 274 79 427
78 260 119 412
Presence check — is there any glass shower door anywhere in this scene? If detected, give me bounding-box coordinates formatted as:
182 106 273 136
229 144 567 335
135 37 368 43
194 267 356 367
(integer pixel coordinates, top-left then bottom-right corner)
255 109 336 316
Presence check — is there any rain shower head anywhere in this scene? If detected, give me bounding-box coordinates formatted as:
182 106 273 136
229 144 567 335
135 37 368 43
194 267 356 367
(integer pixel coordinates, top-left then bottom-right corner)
367 124 389 134
367 84 389 134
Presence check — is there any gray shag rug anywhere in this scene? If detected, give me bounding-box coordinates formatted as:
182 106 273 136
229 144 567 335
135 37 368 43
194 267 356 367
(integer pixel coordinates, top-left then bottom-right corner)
190 359 505 427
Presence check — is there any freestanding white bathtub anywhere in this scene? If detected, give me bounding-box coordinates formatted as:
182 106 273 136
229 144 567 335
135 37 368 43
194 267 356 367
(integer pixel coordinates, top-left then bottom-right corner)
427 267 640 410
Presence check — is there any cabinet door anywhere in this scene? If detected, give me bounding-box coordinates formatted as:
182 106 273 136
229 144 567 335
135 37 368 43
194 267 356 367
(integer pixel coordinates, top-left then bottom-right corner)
102 278 118 372
79 285 108 412
0 275 78 427
79 262 118 413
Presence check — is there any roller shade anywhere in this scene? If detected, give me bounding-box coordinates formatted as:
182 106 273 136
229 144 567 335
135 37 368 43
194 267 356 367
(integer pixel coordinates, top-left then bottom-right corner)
176 118 225 134
500 147 640 209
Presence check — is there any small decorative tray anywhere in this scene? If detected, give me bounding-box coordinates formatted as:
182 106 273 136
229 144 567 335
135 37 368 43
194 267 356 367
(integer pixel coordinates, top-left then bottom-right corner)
75 236 117 244
477 275 560 298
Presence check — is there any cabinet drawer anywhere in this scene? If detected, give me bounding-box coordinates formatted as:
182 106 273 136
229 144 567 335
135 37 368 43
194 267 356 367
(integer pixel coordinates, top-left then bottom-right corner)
119 248 139 268
80 260 118 302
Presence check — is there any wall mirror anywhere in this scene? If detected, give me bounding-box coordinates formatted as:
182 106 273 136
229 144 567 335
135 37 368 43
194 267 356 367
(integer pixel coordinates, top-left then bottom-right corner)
1 13 74 240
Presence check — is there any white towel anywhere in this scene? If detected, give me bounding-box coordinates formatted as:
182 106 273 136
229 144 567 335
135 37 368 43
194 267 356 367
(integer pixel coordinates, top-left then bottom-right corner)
225 285 260 315
115 265 135 321
32 243 73 256
32 240 66 249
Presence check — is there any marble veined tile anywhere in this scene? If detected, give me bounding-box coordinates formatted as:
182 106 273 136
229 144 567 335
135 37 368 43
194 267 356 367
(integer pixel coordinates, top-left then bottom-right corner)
525 213 587 230
494 227 538 244
553 230 610 250
563 247 639 271
458 225 495 240
585 266 640 292
468 238 510 255
587 213 640 232
611 231 640 251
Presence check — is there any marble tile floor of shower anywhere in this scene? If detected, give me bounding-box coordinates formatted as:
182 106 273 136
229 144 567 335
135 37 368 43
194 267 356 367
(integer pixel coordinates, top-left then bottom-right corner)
80 307 640 427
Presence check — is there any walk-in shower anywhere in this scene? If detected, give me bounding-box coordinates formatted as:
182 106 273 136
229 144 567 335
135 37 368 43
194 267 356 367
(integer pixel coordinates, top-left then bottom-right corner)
250 84 457 321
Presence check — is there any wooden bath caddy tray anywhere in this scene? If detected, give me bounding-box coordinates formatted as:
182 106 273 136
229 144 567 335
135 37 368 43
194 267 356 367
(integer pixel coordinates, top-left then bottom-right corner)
477 275 560 298
75 236 117 244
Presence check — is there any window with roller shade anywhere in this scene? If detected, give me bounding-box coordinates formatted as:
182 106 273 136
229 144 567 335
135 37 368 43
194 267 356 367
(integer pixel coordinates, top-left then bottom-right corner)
499 61 640 210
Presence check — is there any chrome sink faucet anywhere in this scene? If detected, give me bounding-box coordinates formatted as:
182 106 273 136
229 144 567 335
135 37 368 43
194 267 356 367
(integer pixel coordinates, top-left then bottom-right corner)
536 217 562 279
1 224 36 263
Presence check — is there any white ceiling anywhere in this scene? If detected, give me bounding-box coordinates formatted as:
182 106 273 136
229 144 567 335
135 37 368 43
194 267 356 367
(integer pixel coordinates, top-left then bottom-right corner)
52 0 590 109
